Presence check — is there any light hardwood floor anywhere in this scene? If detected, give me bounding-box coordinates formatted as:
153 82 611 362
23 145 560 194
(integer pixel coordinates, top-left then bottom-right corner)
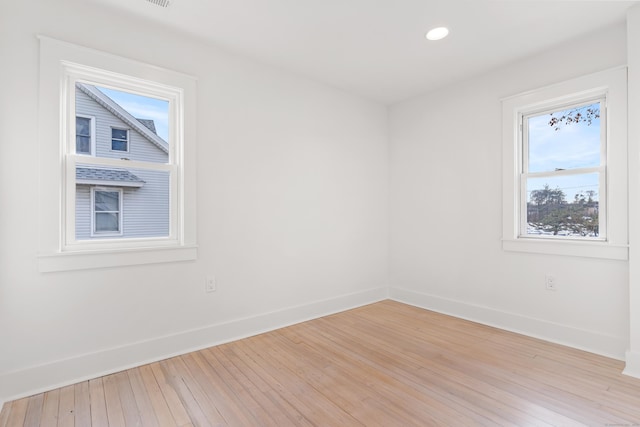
2 300 640 426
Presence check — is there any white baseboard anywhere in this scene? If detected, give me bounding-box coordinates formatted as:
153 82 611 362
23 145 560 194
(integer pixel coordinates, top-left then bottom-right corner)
389 286 627 361
624 350 640 379
0 286 388 405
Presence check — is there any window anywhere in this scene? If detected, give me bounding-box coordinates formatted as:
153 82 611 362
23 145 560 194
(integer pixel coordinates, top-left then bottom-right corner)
37 36 197 272
72 83 170 242
502 67 627 260
92 188 122 235
111 128 129 152
68 77 172 246
521 99 605 239
75 115 94 155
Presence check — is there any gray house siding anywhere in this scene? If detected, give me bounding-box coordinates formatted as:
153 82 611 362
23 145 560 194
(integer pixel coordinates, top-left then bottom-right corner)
76 185 91 237
75 87 170 240
121 169 169 238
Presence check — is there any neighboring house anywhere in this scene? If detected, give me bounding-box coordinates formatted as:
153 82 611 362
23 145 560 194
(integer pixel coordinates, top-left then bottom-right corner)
75 83 170 239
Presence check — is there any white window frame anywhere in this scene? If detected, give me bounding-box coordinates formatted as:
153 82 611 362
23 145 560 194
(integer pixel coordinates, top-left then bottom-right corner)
64 64 179 251
110 127 129 153
75 114 95 156
502 67 627 260
91 187 123 237
37 36 198 272
520 96 607 240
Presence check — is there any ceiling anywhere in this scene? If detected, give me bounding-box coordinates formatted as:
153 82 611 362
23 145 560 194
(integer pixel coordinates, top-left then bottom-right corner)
89 0 637 104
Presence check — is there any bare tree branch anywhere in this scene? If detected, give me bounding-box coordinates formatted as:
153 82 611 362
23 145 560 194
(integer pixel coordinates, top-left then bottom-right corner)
548 105 600 131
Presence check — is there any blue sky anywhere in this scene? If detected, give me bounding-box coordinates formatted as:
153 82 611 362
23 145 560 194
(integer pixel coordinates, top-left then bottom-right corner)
526 102 601 202
97 86 169 142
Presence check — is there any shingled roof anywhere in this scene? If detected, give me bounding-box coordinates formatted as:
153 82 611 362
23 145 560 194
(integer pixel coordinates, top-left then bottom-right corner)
137 118 157 134
76 167 145 188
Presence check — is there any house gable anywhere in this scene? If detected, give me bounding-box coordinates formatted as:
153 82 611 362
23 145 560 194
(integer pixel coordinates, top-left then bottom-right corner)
75 85 169 163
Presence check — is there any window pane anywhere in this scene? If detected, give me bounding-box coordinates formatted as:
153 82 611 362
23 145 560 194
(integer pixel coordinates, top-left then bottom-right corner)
95 212 119 232
76 117 91 154
112 128 128 140
76 136 91 154
526 173 599 237
76 117 90 135
527 102 601 173
94 190 119 212
75 83 169 163
111 139 128 152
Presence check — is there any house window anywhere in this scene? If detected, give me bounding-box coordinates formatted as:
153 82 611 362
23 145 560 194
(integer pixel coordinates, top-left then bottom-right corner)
75 115 94 155
521 99 605 239
37 37 197 272
502 67 627 260
92 188 122 235
111 128 129 152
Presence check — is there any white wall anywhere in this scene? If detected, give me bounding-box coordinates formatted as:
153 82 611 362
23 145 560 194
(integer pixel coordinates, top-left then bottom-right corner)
389 24 630 359
0 0 389 402
626 4 640 377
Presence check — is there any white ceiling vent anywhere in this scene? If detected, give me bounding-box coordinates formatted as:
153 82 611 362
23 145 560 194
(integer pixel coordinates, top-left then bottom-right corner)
145 0 171 7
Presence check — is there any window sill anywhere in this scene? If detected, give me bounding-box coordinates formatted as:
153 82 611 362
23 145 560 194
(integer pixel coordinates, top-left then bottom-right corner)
38 245 198 272
502 238 627 260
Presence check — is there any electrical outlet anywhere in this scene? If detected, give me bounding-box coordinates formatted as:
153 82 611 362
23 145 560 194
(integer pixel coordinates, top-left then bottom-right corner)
205 276 216 293
545 274 557 291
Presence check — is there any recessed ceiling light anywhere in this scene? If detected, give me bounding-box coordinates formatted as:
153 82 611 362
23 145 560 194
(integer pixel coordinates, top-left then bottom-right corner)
426 27 449 41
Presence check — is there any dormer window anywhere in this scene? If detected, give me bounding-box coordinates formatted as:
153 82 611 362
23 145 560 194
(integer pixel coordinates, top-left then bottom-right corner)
111 128 129 152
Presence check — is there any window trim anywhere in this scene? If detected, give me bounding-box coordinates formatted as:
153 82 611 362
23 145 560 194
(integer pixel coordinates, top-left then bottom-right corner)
75 114 95 156
501 67 628 260
91 187 123 237
110 127 129 153
37 36 198 272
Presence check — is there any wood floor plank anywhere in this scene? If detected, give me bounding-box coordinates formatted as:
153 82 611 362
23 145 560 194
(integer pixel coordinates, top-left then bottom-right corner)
126 369 158 427
137 365 175 427
102 375 126 427
112 371 142 426
126 368 159 427
148 363 192 427
158 358 212 427
57 385 74 427
0 402 12 427
88 378 109 427
73 382 91 427
169 356 226 425
5 399 28 427
22 394 44 427
3 300 640 426
39 389 59 427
